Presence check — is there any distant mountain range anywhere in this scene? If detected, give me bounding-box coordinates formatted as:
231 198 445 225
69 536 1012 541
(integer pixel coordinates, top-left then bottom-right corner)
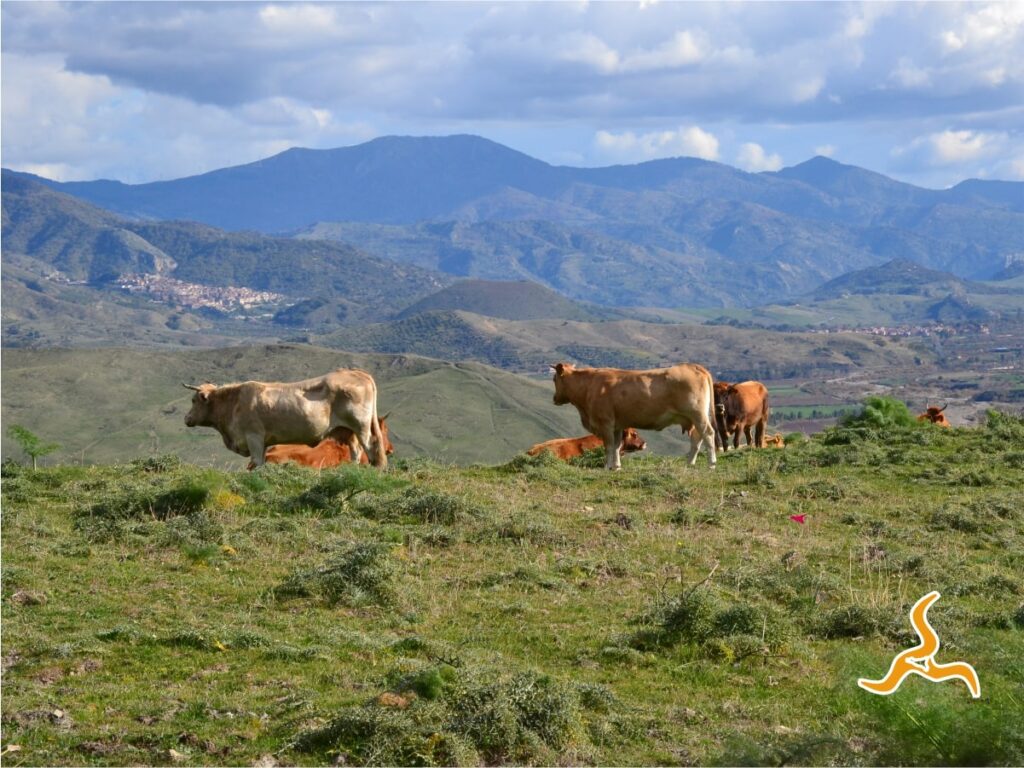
7 134 1023 309
1 170 451 332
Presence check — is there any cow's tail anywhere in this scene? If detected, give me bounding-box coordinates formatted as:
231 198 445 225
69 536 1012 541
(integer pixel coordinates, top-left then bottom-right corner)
369 385 388 470
699 365 718 467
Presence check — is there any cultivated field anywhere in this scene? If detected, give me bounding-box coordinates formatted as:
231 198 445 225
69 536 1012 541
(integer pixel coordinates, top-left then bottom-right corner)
3 414 1023 766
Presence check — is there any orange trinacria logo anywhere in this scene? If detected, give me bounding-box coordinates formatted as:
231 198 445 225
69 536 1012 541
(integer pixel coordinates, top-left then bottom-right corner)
857 591 980 698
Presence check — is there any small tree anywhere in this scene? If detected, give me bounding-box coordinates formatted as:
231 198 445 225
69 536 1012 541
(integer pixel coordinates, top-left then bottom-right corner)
7 425 60 470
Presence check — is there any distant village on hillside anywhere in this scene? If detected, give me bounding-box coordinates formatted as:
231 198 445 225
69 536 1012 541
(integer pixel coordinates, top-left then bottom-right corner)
116 274 286 314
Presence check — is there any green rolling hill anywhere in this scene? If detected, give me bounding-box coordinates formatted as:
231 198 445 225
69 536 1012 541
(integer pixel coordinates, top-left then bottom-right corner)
0 345 698 468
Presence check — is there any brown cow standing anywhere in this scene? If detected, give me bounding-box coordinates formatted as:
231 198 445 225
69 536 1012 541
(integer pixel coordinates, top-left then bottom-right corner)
260 417 393 469
527 428 646 461
183 369 387 468
917 404 951 427
713 380 770 449
549 362 717 470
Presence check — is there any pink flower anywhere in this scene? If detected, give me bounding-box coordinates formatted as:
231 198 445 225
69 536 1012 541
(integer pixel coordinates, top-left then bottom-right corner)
789 514 806 525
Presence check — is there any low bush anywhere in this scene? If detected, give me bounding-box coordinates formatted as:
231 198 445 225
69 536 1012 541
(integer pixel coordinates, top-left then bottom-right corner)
295 665 611 766
274 542 399 607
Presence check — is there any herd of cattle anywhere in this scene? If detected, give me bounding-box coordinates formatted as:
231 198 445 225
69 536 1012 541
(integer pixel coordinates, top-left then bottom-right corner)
182 363 950 472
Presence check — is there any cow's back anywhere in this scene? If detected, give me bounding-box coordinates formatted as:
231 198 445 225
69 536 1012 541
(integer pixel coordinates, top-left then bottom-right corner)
595 364 713 430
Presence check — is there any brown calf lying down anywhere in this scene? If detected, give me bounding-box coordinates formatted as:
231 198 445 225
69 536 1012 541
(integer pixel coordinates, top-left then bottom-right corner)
917 404 950 427
258 417 392 469
527 428 647 461
763 433 785 447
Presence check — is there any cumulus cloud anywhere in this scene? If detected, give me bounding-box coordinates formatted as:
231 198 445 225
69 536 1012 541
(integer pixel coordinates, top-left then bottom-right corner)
2 1 1022 185
594 125 719 162
895 129 1007 168
736 142 783 172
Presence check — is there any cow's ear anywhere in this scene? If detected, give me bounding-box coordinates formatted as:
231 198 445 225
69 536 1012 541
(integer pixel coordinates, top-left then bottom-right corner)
550 362 565 375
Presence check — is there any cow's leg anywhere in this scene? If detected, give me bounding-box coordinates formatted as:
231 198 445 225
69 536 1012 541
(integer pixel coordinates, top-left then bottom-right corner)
245 433 267 468
345 431 364 464
601 427 622 470
354 420 387 470
744 425 754 447
688 420 717 467
714 407 729 451
755 418 766 448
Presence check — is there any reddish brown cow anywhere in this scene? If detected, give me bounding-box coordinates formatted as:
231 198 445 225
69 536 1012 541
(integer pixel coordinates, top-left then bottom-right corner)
917 404 950 427
549 362 717 470
527 428 647 461
713 380 770 449
260 417 393 469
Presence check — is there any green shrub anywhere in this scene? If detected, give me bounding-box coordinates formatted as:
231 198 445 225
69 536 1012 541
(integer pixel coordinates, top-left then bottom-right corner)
275 543 399 607
357 487 482 525
290 466 408 513
295 665 596 766
628 588 792 657
841 396 917 429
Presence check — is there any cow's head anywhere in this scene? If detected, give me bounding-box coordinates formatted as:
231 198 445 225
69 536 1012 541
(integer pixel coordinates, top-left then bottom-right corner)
919 404 949 425
712 381 731 414
379 414 395 456
183 382 218 427
549 362 575 405
622 428 647 453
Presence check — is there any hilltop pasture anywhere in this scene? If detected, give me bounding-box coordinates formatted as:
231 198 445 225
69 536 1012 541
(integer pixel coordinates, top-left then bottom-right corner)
2 413 1023 766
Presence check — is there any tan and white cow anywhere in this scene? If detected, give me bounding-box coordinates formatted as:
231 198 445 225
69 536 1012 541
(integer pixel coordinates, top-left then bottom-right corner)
549 362 717 470
183 369 387 468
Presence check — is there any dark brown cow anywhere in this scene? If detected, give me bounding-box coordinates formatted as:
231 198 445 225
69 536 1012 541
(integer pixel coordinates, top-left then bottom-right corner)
917 404 950 427
260 416 393 469
713 380 770 449
549 362 717 470
183 369 387 468
527 428 647 461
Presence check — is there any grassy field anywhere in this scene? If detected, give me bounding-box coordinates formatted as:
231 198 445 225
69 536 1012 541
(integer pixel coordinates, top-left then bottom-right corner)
3 413 1023 766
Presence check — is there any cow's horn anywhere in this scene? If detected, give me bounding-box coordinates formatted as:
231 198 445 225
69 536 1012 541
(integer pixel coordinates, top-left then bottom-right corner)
182 383 201 391
939 403 948 412
380 411 391 422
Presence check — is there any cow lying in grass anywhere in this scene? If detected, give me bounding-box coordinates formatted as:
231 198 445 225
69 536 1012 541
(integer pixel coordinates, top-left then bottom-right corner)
917 404 950 427
256 416 393 470
527 428 646 461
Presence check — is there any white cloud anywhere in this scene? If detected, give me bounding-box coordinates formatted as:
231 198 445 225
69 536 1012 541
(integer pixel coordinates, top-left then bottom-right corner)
889 58 931 89
814 144 837 158
736 142 783 172
621 30 704 72
595 125 720 162
941 3 1024 53
931 130 1003 164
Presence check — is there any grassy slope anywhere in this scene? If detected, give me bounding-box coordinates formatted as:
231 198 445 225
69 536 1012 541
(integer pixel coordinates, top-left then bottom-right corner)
0 345 694 468
317 312 929 379
2 417 1023 766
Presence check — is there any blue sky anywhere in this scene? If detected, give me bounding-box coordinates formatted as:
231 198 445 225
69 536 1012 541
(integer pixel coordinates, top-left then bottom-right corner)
2 1 1022 188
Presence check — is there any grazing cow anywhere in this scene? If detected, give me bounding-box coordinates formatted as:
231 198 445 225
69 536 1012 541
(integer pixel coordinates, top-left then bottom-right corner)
549 362 717 470
917 404 951 427
183 369 387 469
260 416 393 469
527 428 646 461
713 380 770 449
